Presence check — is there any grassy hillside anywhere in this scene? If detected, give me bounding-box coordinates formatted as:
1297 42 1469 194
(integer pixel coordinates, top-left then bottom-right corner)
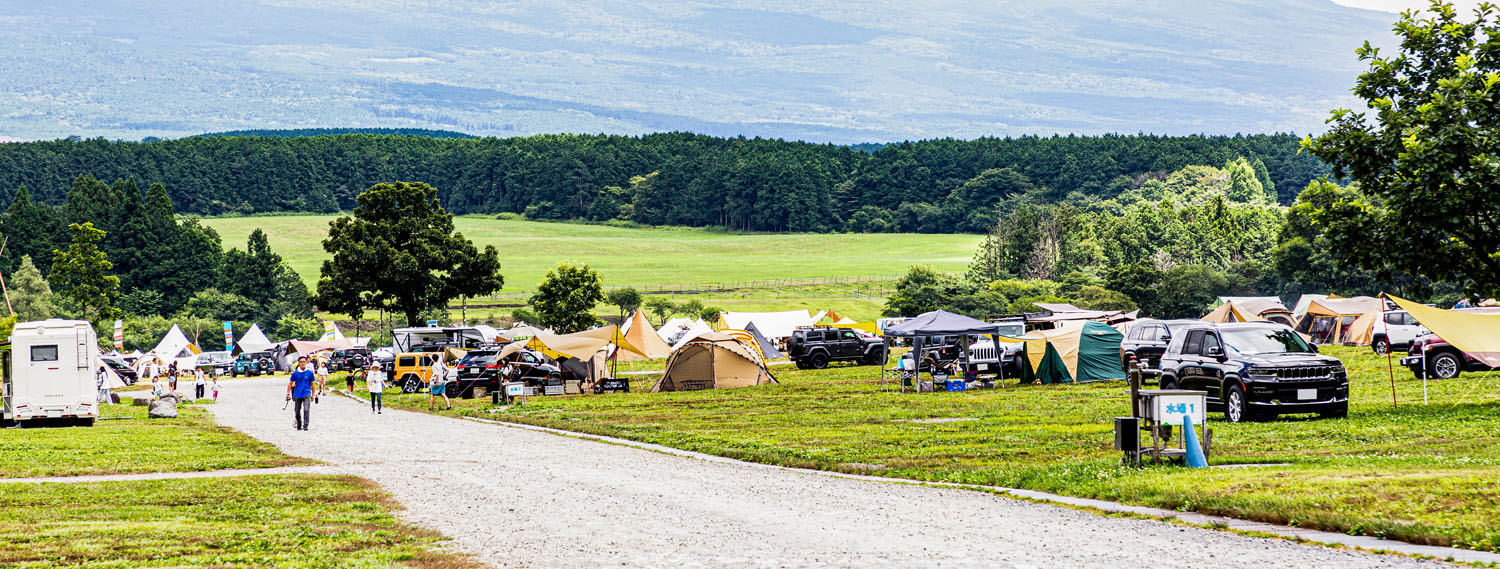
203 214 981 293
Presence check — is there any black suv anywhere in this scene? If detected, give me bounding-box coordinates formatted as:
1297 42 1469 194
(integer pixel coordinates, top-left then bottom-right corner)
330 348 373 372
787 327 887 369
452 349 501 398
1158 323 1349 422
1121 319 1200 378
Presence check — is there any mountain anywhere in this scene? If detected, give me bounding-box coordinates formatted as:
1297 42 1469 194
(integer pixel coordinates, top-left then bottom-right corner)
0 1 1396 143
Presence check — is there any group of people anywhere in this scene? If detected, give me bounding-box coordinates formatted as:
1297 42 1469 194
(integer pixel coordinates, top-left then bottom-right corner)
284 354 464 430
143 357 219 401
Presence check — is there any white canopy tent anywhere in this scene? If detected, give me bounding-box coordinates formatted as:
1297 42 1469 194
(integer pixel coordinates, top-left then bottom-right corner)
236 323 274 355
150 324 203 369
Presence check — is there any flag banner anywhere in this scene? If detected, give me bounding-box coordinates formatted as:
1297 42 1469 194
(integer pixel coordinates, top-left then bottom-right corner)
223 321 234 352
113 319 124 352
319 320 338 341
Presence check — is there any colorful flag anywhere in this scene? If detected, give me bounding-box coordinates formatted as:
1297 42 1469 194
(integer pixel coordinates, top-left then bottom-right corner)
223 321 234 352
113 319 124 352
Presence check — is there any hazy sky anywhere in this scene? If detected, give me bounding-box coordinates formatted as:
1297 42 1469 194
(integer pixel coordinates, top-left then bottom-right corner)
1332 0 1484 13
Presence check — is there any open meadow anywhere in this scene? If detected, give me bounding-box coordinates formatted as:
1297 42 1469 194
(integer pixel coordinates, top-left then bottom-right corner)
201 214 979 313
365 345 1500 553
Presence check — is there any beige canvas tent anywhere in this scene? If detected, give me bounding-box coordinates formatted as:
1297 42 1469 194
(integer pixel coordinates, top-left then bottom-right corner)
1213 297 1294 325
1201 301 1268 323
616 309 673 360
652 331 778 392
1294 296 1384 344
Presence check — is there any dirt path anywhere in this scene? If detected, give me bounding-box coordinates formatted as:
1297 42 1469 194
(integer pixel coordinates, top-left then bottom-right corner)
206 377 1453 569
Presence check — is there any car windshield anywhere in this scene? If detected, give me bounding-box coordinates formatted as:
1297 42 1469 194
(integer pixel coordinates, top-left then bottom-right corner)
995 324 1024 337
1221 328 1312 355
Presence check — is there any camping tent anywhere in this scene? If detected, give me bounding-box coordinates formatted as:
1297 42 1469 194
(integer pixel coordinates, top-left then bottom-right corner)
1201 301 1268 324
715 310 818 340
1018 321 1125 384
652 331 778 392
1213 296 1294 325
500 325 649 383
743 322 785 359
671 321 717 351
150 324 203 368
1294 296 1384 344
658 317 695 342
1292 294 1330 322
235 323 274 355
616 309 673 360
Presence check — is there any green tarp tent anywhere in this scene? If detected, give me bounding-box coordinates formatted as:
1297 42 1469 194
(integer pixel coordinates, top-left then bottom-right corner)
1018 321 1125 384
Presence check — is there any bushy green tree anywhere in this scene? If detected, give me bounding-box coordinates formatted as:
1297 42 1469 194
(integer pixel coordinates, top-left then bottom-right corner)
10 256 54 321
313 181 504 326
530 262 603 333
49 222 120 325
644 297 677 325
1304 2 1500 296
177 288 259 322
117 289 164 317
1156 264 1228 318
275 314 324 341
605 287 643 323
1 185 68 276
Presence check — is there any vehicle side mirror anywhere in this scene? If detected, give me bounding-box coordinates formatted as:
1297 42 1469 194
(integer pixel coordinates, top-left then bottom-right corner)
1205 346 1225 359
1309 344 1319 353
1158 334 1171 342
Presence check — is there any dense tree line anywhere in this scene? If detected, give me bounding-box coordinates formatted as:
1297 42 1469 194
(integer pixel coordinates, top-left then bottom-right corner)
1 175 314 348
0 132 1326 232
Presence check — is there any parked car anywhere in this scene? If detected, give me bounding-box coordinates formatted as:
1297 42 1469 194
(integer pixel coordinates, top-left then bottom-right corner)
231 351 276 377
787 326 887 369
101 354 138 385
1121 319 1201 378
497 348 563 388
329 348 373 372
390 352 443 394
452 349 502 398
964 318 1026 377
195 350 234 376
1157 322 1348 422
1371 310 1427 355
1400 332 1498 379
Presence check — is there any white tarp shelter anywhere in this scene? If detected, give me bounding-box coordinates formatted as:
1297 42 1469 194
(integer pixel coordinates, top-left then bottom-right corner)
716 310 818 340
151 324 202 368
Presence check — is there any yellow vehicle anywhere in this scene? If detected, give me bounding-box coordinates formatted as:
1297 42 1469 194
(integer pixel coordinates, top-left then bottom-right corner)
391 352 442 394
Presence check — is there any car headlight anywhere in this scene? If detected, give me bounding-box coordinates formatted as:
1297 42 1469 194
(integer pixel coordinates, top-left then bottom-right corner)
1247 366 1277 379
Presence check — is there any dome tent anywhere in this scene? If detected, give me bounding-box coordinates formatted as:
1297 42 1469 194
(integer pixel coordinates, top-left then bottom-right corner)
1019 321 1126 384
652 331 777 392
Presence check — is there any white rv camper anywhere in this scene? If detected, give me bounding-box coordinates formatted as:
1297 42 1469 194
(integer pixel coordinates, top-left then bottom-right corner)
2 319 101 426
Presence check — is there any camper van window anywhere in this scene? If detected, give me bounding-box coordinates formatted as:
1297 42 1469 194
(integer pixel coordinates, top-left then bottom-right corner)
31 345 59 362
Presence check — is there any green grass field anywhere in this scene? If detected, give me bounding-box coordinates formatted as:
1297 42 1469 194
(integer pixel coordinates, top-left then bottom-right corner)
0 475 481 568
371 346 1500 553
202 215 980 294
0 403 309 478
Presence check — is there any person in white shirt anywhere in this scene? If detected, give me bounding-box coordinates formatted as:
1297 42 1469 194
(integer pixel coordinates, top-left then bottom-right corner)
428 357 451 410
193 367 207 400
366 362 385 414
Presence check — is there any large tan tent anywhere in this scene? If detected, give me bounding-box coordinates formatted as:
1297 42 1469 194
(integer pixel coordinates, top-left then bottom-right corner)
652 331 778 392
1201 301 1268 324
616 309 673 360
1294 296 1384 344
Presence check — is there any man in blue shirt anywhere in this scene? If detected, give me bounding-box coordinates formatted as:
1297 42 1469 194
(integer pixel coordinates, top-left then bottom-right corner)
286 357 320 431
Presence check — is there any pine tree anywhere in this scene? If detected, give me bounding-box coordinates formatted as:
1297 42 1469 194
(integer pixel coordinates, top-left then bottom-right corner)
49 222 120 325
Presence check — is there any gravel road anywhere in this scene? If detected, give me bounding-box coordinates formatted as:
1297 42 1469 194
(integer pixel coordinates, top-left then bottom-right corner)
207 377 1452 569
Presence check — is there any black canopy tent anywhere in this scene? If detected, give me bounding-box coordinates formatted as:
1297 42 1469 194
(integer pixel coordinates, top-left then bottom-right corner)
882 310 1005 392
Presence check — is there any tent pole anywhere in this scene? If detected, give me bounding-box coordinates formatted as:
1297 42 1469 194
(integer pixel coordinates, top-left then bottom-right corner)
1380 293 1398 409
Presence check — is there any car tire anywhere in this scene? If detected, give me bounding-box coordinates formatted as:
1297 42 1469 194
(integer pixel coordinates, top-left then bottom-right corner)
808 352 829 370
1224 384 1254 423
862 350 885 366
1373 337 1390 356
1319 403 1348 419
401 376 422 394
230 370 238 378
1431 352 1462 379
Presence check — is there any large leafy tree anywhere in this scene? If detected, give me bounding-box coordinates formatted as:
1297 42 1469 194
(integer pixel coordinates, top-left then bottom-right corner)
313 181 504 326
10 256 54 321
605 287 643 323
1304 2 1500 296
220 228 309 323
529 262 603 333
49 222 120 325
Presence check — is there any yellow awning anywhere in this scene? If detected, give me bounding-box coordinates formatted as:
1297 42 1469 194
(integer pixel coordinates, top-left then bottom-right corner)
1388 294 1500 367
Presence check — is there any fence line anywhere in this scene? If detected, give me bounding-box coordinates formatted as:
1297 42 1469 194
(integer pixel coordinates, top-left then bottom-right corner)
480 274 902 300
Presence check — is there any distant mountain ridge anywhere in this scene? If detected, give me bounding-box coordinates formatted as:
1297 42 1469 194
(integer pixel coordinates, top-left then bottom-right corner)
0 1 1396 143
198 128 477 139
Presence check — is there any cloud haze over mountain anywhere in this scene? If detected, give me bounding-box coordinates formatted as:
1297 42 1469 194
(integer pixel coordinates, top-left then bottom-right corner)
0 1 1397 143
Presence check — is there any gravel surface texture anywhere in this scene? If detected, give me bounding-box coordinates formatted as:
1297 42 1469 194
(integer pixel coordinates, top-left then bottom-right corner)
207 377 1455 569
